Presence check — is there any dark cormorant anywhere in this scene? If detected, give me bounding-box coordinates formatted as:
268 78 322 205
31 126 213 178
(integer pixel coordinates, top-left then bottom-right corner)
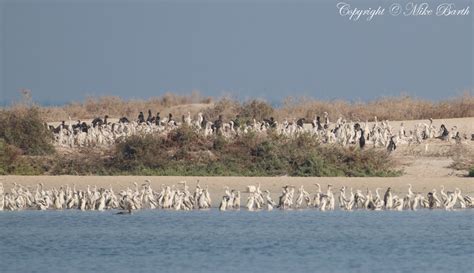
438 124 449 141
213 115 223 134
359 129 366 149
119 117 129 123
146 109 154 123
296 118 306 128
138 112 145 123
387 136 397 152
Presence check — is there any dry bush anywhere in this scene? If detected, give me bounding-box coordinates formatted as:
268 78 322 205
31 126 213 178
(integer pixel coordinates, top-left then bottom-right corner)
106 130 399 177
3 91 473 122
0 139 21 174
37 91 213 121
0 107 55 155
275 92 474 121
202 97 241 121
202 98 275 123
450 144 474 171
240 100 274 120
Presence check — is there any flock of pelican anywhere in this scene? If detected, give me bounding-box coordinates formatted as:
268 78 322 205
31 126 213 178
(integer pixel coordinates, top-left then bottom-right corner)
1 181 472 213
0 181 211 213
51 111 469 150
224 183 473 212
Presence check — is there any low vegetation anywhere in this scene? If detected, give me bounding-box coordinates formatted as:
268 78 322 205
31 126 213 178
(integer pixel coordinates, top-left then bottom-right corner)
39 91 212 121
1 91 472 176
47 126 400 177
278 93 474 121
0 139 17 175
449 145 474 177
0 104 401 176
0 106 55 175
0 107 55 155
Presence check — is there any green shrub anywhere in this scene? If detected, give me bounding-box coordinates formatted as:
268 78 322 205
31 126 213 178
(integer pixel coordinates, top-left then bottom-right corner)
212 135 227 150
0 138 19 174
105 131 400 177
0 108 54 155
114 135 165 170
51 155 113 175
0 138 48 175
168 125 203 147
1 118 400 176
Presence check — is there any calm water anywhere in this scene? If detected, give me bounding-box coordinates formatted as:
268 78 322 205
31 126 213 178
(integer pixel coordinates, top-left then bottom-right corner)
1 210 473 273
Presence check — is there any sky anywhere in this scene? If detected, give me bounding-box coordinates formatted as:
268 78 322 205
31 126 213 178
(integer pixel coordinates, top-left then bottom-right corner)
0 0 472 105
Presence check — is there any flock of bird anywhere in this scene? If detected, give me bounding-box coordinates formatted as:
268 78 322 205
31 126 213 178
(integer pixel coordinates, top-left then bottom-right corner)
50 111 471 150
225 183 473 212
1 181 472 213
0 181 211 213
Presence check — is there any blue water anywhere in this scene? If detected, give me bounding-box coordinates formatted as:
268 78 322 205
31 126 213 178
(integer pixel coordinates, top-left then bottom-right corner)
1 210 473 273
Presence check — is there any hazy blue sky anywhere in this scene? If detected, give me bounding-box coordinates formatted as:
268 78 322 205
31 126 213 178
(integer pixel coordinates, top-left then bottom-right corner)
0 0 472 105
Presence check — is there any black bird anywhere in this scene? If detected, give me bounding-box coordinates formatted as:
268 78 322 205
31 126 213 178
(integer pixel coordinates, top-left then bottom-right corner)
200 117 207 129
233 115 241 129
119 117 129 123
72 120 81 130
296 118 306 128
91 117 101 127
213 115 224 134
354 123 361 131
80 121 89 133
454 132 461 144
269 117 276 128
438 124 449 141
359 129 366 149
387 136 397 153
427 192 435 209
138 112 145 123
91 115 107 127
146 109 154 123
316 116 323 131
168 113 176 126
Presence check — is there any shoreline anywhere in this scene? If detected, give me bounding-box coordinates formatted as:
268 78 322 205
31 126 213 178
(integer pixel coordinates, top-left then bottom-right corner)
2 175 473 206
